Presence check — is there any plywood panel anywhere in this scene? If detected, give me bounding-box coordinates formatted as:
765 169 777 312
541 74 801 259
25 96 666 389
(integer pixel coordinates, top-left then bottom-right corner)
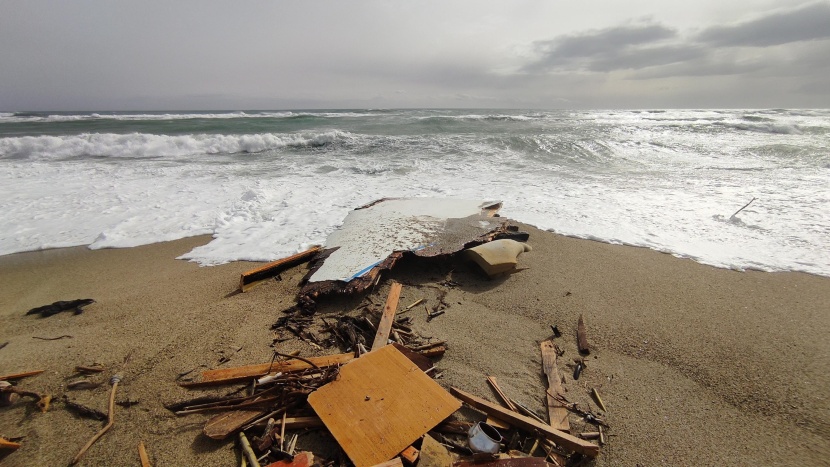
308 346 461 467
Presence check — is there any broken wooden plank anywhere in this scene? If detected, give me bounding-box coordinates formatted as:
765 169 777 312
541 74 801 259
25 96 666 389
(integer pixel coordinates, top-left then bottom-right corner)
308 346 461 467
540 340 570 432
239 246 321 292
449 387 599 458
576 314 589 355
0 370 45 381
204 409 266 440
371 282 403 351
184 353 355 387
391 344 433 372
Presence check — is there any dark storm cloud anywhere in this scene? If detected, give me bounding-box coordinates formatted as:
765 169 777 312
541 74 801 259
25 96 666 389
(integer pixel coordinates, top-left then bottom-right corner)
526 24 678 72
523 2 830 80
697 2 830 47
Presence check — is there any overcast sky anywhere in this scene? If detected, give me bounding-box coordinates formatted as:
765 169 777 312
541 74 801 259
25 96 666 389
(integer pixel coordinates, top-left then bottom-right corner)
1 0 829 110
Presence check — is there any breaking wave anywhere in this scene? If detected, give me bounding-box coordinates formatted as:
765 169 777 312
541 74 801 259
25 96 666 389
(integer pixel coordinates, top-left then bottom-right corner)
0 131 353 159
0 111 382 123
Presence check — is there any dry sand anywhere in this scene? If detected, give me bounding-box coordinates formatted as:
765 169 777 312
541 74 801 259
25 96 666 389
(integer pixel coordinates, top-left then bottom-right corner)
1 225 828 466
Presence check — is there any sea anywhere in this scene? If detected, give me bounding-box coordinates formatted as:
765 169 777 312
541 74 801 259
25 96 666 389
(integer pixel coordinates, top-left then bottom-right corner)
1 109 828 277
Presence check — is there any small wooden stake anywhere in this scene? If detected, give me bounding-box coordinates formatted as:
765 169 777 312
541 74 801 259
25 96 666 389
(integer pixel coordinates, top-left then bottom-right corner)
591 388 607 412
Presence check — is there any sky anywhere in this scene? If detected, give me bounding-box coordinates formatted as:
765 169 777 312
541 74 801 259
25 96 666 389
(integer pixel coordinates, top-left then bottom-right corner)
1 0 829 110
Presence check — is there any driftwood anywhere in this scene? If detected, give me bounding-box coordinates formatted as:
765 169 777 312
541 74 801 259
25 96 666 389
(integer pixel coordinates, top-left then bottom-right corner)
70 375 121 465
138 441 151 467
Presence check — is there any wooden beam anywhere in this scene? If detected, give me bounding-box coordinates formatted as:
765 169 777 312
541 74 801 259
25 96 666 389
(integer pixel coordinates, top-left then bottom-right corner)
239 246 321 292
540 341 570 432
449 387 599 458
371 282 403 351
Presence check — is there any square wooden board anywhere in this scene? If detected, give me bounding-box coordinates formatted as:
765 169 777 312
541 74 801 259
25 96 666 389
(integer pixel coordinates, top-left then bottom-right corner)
308 345 461 467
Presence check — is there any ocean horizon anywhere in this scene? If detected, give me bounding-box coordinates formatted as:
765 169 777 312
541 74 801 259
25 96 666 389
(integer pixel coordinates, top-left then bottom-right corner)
1 108 828 277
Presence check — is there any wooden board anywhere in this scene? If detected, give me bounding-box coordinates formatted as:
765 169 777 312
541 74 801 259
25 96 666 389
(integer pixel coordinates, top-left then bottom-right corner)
308 345 461 467
372 282 403 350
540 341 570 432
449 387 599 458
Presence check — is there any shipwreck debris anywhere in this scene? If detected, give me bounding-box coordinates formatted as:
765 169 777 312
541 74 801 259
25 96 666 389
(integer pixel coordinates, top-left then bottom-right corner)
465 239 532 278
240 246 321 293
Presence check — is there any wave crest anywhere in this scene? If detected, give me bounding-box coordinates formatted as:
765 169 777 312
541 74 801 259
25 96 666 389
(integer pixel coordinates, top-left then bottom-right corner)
0 130 352 159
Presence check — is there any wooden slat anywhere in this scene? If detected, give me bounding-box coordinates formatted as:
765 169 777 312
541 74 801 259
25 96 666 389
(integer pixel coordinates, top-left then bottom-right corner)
239 246 321 292
449 387 599 458
371 282 403 351
309 345 461 467
540 341 570 432
186 353 355 386
486 376 518 412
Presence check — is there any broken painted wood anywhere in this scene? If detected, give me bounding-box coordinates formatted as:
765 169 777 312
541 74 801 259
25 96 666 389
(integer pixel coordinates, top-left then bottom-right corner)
240 246 321 292
449 387 599 458
308 345 461 467
576 315 589 355
371 282 403 351
540 340 570 432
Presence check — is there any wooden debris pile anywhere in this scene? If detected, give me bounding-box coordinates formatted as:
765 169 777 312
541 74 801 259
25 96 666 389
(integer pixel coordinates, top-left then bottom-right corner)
172 274 608 467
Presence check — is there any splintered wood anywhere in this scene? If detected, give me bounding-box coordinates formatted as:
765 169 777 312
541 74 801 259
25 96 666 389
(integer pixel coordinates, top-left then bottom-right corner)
540 341 569 432
308 345 461 467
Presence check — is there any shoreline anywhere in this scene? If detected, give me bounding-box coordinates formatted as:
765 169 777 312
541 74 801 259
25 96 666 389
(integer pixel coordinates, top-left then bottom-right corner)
1 226 828 465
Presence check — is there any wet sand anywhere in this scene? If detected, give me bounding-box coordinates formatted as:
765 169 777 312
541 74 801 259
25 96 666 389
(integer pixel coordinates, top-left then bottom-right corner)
1 225 828 466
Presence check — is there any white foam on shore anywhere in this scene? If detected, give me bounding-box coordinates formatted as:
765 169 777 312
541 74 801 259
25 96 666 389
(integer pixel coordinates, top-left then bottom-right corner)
1 109 828 277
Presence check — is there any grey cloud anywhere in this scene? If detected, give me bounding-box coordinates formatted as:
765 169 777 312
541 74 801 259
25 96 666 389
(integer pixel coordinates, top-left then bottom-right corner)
526 23 676 72
587 45 705 72
697 2 830 47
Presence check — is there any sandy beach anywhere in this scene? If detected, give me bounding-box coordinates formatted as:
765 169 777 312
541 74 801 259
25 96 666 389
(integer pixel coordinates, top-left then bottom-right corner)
1 225 829 466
